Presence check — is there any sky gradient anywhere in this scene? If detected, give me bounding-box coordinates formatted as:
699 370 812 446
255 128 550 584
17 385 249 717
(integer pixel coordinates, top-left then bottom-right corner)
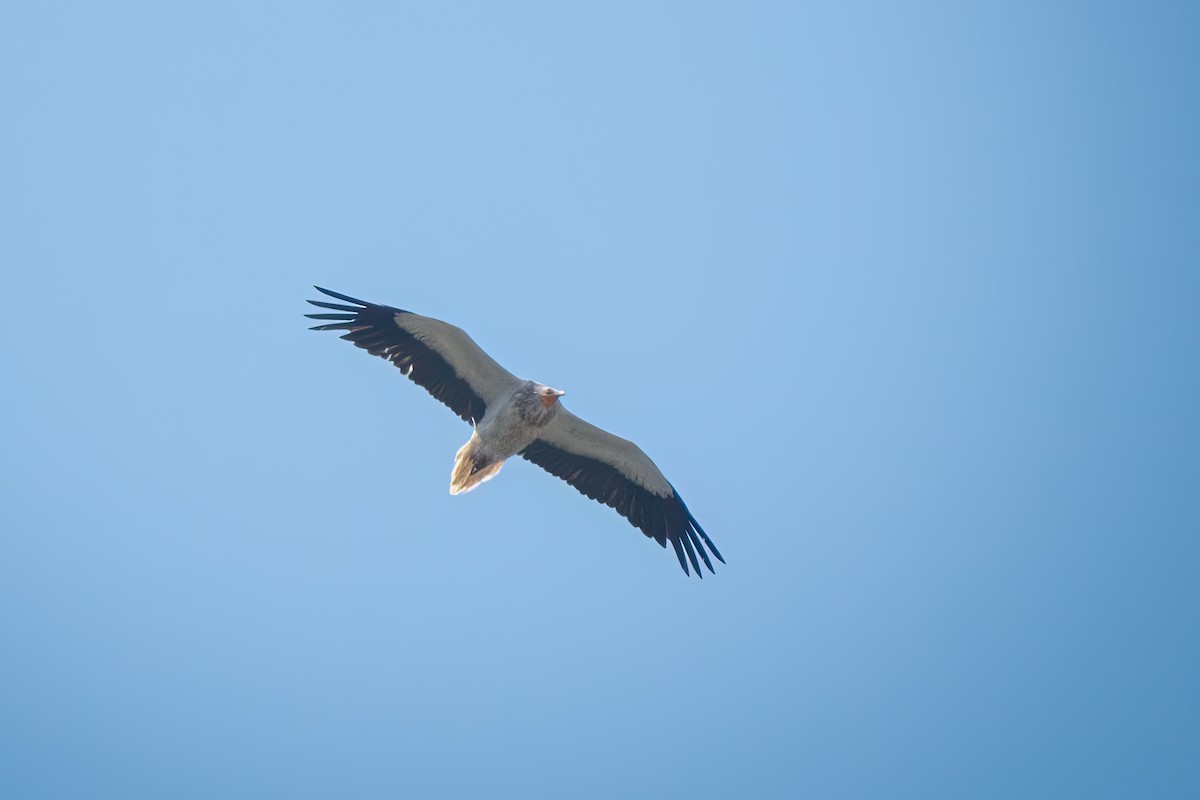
2 3 1198 798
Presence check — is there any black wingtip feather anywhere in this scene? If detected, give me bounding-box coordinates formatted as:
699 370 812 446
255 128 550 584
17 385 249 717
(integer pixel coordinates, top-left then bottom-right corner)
314 286 370 306
307 299 362 312
687 527 715 573
678 529 703 578
669 536 690 576
686 509 725 564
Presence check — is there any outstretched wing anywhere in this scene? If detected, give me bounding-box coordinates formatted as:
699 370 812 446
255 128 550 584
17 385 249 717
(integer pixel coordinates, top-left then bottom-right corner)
306 286 521 423
520 407 724 577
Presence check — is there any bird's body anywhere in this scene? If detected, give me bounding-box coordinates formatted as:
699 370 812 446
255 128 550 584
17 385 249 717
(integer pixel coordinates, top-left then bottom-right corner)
306 286 723 577
449 380 562 495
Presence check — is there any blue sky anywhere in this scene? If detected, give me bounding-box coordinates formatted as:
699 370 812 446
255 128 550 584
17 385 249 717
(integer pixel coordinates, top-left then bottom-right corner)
2 2 1197 798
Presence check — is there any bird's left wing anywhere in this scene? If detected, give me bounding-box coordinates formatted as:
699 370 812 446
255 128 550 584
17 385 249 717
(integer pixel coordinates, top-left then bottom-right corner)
520 407 724 577
306 286 520 423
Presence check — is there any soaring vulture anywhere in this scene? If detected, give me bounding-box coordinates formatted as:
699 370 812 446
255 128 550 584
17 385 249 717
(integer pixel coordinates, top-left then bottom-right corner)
306 286 724 577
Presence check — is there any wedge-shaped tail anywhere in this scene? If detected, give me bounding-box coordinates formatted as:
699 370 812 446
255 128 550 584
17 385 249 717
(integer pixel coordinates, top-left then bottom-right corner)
450 433 505 495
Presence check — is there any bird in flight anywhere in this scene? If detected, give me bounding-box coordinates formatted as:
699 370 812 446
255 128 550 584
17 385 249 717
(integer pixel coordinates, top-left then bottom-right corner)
305 286 724 577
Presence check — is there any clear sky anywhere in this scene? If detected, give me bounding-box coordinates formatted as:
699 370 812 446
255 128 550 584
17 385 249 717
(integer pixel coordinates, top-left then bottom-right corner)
2 2 1197 798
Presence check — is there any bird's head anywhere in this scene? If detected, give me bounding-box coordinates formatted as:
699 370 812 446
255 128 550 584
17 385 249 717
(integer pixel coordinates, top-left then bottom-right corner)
517 381 565 425
539 385 566 408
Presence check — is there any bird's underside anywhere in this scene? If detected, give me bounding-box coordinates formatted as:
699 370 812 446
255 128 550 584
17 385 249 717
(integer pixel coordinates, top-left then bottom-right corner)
306 285 724 577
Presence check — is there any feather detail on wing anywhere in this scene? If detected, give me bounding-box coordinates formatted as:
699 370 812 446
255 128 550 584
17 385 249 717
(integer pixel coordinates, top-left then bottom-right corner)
306 286 520 423
520 408 724 577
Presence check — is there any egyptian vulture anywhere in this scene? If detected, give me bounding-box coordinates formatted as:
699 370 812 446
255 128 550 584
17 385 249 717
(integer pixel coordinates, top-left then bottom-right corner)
306 286 724 577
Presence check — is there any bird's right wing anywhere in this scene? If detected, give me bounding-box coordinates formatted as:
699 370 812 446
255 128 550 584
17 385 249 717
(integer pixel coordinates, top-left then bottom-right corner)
520 407 723 577
306 286 520 423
